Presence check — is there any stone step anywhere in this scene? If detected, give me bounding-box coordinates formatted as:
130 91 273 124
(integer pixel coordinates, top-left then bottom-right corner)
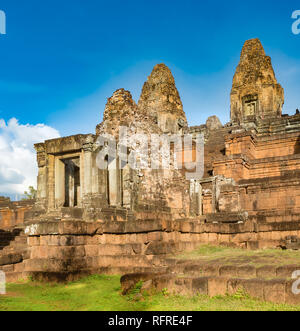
167 263 300 280
97 266 168 275
0 239 27 251
121 272 300 305
19 266 168 283
24 255 157 273
205 212 247 224
0 249 28 260
153 275 300 305
0 237 14 243
3 271 27 283
0 253 23 266
1 243 28 253
0 241 11 247
13 236 27 244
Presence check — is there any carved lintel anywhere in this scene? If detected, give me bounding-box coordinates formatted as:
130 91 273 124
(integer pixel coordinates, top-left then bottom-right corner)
35 143 46 168
83 135 95 153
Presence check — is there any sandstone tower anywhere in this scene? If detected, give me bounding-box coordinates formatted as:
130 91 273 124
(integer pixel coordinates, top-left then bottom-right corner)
138 64 188 134
96 88 161 138
97 64 187 137
96 88 139 138
230 38 284 124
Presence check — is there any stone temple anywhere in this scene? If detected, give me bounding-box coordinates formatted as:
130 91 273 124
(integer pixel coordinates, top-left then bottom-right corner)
1 38 300 294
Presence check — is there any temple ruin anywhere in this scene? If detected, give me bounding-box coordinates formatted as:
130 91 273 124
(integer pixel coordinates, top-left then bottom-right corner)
1 39 300 303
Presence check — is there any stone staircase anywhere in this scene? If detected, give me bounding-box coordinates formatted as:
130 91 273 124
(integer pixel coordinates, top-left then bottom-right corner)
121 256 300 305
0 228 30 282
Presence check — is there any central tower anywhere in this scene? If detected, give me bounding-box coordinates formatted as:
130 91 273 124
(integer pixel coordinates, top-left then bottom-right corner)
230 39 284 124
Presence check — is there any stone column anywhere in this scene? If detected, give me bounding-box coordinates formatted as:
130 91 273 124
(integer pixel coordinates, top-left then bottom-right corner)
190 180 203 216
215 176 223 213
108 158 118 206
196 181 203 216
35 143 47 210
190 180 197 216
116 156 122 207
122 164 132 209
212 177 217 213
48 154 55 211
55 157 65 208
65 160 75 207
82 135 94 206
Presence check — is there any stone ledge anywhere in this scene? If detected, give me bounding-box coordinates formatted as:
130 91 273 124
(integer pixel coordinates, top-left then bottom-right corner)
120 272 300 305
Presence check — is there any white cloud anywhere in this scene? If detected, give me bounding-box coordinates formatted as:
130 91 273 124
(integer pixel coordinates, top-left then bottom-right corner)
0 118 60 195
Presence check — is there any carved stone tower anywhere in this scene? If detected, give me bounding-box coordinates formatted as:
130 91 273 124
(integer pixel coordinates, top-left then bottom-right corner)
138 64 188 134
231 39 284 124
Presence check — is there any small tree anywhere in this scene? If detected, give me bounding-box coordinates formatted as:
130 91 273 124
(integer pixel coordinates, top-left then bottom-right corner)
23 186 37 200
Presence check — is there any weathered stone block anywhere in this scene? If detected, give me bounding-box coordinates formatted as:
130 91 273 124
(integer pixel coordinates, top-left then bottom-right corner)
263 280 286 304
207 277 229 297
192 277 208 295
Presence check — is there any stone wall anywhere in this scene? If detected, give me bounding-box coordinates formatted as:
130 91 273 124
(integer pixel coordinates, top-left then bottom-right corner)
0 198 34 230
1 216 299 282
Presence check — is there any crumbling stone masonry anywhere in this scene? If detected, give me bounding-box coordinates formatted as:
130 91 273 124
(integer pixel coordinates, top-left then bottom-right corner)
0 197 34 230
230 38 284 124
1 39 300 284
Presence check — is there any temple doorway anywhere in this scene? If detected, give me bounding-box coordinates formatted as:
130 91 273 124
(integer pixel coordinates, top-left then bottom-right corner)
63 158 81 207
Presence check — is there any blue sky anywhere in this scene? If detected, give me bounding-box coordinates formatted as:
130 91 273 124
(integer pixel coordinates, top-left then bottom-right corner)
0 0 299 136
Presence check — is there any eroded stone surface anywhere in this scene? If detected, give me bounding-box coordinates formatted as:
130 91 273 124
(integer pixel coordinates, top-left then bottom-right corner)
206 116 223 131
138 64 187 134
231 38 284 123
96 88 158 138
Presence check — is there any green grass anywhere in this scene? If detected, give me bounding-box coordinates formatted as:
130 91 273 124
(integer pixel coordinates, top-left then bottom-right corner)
176 244 300 267
0 275 300 311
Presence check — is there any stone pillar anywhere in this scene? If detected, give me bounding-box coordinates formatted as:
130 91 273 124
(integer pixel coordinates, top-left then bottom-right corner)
190 180 203 216
108 158 118 206
48 154 55 211
82 135 94 206
55 157 65 208
196 181 203 216
80 151 84 206
122 164 132 209
190 180 197 216
35 143 47 210
91 153 99 195
64 160 75 207
212 177 217 213
116 156 122 207
214 176 224 213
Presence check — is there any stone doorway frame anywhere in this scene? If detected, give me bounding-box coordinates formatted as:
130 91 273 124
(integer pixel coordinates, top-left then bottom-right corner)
54 152 83 209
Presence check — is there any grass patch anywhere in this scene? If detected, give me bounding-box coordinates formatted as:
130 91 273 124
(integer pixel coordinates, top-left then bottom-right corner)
0 275 299 311
176 244 300 267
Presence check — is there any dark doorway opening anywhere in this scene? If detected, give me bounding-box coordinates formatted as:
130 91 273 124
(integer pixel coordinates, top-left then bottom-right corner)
64 158 80 207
